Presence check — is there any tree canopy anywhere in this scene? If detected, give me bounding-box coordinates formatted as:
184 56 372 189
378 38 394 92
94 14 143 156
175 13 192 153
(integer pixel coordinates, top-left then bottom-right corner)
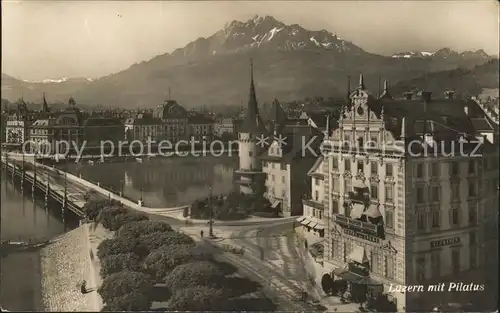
116 220 172 239
139 231 195 253
167 286 226 311
98 271 154 305
164 261 224 290
97 206 129 230
97 237 148 260
100 253 142 278
142 244 195 281
108 212 149 231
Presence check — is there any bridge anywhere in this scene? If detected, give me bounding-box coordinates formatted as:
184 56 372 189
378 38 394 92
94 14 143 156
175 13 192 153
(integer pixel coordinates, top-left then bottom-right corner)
1 156 85 218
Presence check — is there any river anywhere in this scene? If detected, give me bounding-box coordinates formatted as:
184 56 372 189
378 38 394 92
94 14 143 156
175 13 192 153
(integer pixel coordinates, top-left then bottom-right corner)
63 155 238 208
0 169 66 311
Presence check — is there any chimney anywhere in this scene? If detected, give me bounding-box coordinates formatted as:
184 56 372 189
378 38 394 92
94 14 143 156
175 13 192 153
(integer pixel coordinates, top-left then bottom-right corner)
403 92 413 100
421 91 432 102
444 90 454 100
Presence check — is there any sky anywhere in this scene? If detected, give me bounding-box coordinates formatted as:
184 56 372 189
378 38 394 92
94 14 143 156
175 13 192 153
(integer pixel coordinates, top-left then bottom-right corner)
2 0 499 81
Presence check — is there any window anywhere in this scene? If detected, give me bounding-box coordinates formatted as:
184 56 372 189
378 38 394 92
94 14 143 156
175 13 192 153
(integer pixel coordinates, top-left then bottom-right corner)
333 177 339 192
468 160 475 174
345 160 351 171
451 183 460 199
385 255 395 279
416 187 425 203
431 208 440 228
431 252 441 278
332 200 339 214
450 162 459 175
370 183 378 199
357 161 364 173
430 163 439 177
343 242 347 262
386 164 393 177
344 134 351 143
282 190 286 198
357 136 364 148
469 232 476 245
415 163 424 178
371 162 377 175
385 185 393 202
281 163 286 170
333 240 341 260
385 210 394 229
450 208 460 226
416 256 426 282
344 179 352 193
271 175 275 182
370 250 379 274
430 186 441 202
315 191 319 201
451 249 461 274
417 212 426 230
333 157 338 169
468 204 477 225
468 181 477 197
315 178 320 186
370 132 378 146
249 151 253 157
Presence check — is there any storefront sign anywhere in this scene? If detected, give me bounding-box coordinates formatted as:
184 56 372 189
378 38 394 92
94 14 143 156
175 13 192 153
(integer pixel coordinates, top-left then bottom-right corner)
343 228 380 244
430 237 461 248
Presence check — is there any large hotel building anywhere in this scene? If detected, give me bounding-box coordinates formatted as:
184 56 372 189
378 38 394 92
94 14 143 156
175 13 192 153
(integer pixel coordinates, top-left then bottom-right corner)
299 74 499 312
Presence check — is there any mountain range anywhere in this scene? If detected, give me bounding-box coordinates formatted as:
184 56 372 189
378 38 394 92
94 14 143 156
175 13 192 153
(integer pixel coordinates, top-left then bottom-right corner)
1 15 497 108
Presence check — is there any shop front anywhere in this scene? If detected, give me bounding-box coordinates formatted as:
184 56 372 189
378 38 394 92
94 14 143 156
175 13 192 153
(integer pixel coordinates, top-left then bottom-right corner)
332 245 384 300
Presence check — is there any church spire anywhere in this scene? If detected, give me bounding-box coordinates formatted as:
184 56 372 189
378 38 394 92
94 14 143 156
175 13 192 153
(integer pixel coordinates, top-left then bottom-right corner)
358 73 365 90
240 59 265 134
42 92 49 113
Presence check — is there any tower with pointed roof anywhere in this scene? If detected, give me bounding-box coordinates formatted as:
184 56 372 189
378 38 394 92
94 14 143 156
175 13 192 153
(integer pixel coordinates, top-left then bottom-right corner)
235 60 267 195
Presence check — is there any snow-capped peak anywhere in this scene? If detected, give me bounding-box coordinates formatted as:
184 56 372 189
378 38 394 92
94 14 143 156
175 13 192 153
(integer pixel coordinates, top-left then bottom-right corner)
21 77 94 84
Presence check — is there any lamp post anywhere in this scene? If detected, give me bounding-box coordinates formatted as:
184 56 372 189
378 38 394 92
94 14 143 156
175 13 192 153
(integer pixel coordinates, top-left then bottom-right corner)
208 187 214 238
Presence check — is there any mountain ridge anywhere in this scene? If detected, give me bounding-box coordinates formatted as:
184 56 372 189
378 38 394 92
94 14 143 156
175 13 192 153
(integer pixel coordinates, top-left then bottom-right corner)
1 15 496 107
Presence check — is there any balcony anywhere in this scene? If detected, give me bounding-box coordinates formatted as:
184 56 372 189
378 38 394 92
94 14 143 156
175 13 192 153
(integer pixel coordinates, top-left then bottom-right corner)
335 214 377 234
303 198 324 210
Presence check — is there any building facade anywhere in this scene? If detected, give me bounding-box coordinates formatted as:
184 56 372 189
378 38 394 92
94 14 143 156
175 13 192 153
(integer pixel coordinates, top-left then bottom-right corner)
304 76 498 312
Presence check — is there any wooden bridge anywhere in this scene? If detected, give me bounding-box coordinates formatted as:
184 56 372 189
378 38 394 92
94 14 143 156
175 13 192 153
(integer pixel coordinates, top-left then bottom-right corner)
1 158 85 218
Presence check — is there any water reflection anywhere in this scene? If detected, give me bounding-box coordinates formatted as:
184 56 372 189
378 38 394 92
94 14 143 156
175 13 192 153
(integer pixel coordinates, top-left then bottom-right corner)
67 156 237 208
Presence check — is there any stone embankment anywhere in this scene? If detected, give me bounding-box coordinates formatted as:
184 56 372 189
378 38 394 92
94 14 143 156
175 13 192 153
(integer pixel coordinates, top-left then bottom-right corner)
39 227 97 312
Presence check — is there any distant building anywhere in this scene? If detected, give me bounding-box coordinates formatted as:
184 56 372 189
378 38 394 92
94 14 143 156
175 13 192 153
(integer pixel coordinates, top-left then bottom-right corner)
188 113 215 142
214 117 242 138
124 113 163 142
5 99 34 149
154 100 189 142
83 116 123 147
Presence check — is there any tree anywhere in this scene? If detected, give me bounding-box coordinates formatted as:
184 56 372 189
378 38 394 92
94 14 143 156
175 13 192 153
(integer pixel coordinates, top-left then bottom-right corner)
103 291 151 311
100 253 142 277
108 212 149 231
321 274 335 295
98 271 153 304
97 237 148 260
167 286 226 311
116 220 172 239
97 206 128 230
139 231 195 253
83 198 121 221
142 244 196 281
164 261 225 290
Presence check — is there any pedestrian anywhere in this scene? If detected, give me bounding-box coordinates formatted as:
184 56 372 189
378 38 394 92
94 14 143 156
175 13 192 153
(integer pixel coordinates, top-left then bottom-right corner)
200 230 204 238
80 280 87 294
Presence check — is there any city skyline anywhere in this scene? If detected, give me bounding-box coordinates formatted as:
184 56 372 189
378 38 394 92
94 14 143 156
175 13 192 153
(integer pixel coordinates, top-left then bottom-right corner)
2 0 499 81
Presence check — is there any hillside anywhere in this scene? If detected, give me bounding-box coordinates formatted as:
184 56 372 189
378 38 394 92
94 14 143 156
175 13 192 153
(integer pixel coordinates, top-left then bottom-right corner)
391 59 499 98
1 15 494 108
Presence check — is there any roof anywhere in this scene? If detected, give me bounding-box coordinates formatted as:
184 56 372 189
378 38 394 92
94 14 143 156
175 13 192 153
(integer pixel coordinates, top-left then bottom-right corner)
84 117 122 127
240 61 269 136
31 118 56 127
153 100 188 119
260 126 323 163
188 114 214 124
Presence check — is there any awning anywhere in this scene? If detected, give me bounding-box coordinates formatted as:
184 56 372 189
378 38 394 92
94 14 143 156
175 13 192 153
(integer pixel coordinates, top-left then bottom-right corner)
350 203 365 219
271 201 281 209
296 216 306 223
301 219 311 227
309 222 318 229
315 224 325 230
339 271 383 286
363 204 382 218
348 245 368 264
